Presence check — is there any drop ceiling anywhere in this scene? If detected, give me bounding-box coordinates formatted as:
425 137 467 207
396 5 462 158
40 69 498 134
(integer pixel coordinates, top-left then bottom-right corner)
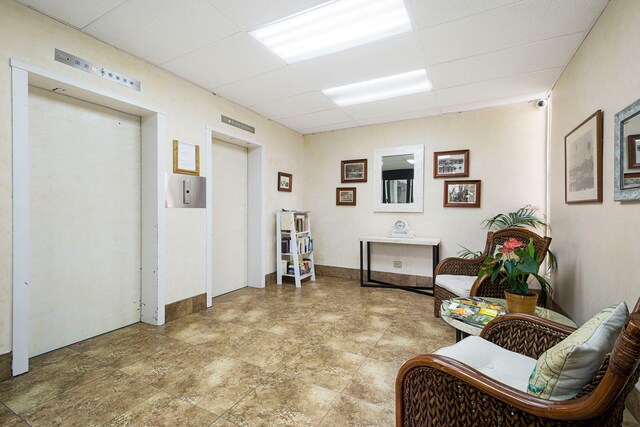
17 0 608 134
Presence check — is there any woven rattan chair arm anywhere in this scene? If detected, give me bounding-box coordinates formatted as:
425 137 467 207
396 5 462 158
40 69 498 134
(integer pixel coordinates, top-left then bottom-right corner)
480 314 575 358
396 354 626 425
434 256 483 277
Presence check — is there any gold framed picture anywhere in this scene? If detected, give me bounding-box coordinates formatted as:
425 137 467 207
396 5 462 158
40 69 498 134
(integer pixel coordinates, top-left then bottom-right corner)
173 140 200 176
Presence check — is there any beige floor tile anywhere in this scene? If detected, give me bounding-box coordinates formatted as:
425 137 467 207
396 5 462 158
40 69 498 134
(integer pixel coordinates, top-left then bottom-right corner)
104 391 217 426
368 328 454 363
120 342 221 389
83 331 184 368
0 352 115 414
0 403 28 426
69 322 157 353
320 394 394 426
164 355 272 415
28 347 79 371
228 330 304 372
179 323 255 350
282 344 366 392
623 409 640 426
211 417 241 426
342 357 405 410
20 371 159 426
225 373 338 427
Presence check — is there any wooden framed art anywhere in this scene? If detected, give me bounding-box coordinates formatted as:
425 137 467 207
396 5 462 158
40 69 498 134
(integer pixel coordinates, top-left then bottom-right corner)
565 110 603 204
433 149 469 178
628 134 640 169
173 140 200 176
341 158 367 183
278 172 292 192
336 187 356 205
444 180 481 208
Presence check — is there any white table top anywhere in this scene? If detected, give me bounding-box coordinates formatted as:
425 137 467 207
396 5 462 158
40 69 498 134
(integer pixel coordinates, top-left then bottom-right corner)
360 236 441 245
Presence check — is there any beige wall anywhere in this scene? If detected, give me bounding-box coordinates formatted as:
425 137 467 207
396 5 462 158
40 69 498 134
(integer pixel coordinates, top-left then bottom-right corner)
0 0 305 354
303 103 547 276
549 0 640 324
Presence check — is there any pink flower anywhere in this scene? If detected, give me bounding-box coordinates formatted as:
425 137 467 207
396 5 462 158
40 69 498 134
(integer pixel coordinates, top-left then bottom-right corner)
497 238 523 254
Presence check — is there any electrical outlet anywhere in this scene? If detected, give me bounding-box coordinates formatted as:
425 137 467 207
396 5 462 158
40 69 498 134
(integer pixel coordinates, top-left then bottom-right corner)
393 261 402 268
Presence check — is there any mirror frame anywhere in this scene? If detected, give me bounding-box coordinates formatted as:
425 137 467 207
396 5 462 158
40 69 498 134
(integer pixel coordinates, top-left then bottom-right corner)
614 98 640 201
373 144 424 212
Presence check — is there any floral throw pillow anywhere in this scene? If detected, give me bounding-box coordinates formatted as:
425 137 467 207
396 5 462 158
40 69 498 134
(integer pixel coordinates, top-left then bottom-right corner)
527 301 628 400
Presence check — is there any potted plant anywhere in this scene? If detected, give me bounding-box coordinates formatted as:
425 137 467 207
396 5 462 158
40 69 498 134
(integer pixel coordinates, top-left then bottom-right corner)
477 237 549 314
458 205 557 275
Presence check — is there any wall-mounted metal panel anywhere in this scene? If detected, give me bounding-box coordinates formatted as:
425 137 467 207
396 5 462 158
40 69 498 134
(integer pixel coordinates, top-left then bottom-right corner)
165 173 206 208
55 49 141 91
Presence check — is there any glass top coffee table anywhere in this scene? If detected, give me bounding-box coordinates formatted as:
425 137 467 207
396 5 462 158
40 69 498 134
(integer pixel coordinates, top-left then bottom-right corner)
440 297 577 342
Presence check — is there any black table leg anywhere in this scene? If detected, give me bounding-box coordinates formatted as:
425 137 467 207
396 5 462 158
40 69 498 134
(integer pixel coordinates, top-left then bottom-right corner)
432 243 440 277
367 241 371 283
359 241 364 286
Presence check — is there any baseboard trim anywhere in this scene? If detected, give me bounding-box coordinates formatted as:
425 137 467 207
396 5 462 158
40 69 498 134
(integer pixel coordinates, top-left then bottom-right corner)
0 351 11 381
314 264 433 287
165 293 207 323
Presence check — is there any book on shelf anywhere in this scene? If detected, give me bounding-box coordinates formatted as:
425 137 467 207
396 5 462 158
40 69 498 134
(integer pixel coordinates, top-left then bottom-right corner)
441 297 507 327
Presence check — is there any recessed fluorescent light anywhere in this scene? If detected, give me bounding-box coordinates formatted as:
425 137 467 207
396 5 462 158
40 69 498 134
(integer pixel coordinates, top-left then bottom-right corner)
249 0 412 64
322 69 432 106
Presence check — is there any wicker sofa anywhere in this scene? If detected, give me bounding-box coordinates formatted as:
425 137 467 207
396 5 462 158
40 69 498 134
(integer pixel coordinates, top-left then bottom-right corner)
433 228 552 317
397 299 640 426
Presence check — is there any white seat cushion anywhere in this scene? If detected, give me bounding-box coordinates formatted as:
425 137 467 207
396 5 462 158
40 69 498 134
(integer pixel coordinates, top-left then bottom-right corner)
435 336 536 391
435 274 476 297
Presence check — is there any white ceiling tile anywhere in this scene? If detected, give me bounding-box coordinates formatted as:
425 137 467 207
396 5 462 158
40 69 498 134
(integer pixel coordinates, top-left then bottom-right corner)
429 32 585 89
208 0 328 31
250 92 335 120
356 107 441 127
214 68 313 107
436 68 562 107
161 33 285 89
291 32 426 89
16 0 128 29
278 109 354 132
420 0 608 65
83 0 239 64
408 0 519 30
300 121 360 135
343 91 438 121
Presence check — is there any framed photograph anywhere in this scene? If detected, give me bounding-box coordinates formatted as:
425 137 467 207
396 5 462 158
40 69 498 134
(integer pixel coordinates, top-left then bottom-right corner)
565 110 603 204
433 149 469 178
336 187 356 206
341 159 367 183
628 134 640 169
173 140 200 176
278 172 292 192
444 180 481 208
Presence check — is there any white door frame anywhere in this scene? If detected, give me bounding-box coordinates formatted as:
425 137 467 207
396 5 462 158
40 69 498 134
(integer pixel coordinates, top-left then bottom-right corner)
11 59 166 376
205 124 265 305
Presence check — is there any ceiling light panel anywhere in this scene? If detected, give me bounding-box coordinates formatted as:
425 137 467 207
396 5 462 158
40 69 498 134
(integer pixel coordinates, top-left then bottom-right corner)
249 0 412 63
322 69 432 106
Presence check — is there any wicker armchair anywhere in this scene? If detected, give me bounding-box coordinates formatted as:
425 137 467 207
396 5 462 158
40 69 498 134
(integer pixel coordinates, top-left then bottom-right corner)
433 228 552 317
397 299 640 426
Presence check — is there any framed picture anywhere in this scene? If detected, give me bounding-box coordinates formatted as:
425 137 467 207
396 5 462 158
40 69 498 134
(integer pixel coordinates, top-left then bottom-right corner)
565 110 603 204
341 158 367 183
444 180 481 208
278 172 292 192
433 149 469 178
173 140 200 176
336 187 356 205
628 134 640 169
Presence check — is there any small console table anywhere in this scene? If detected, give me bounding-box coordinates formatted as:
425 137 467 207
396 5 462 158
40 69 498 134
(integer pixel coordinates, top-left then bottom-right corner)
359 236 440 296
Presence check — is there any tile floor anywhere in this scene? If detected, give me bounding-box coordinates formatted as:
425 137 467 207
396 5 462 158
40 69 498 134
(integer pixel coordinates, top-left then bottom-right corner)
0 276 638 426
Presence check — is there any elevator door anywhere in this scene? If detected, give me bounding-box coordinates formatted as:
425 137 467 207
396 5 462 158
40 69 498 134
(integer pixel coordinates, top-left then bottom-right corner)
212 138 248 296
28 87 141 356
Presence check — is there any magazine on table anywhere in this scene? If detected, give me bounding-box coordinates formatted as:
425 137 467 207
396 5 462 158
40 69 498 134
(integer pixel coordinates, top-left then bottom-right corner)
442 297 507 327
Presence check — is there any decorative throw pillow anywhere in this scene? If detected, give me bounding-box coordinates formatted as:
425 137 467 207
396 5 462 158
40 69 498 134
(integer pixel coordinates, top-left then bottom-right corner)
527 301 628 400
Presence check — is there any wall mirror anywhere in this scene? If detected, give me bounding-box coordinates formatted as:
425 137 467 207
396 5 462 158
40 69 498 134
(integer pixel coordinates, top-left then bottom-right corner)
614 98 640 200
373 144 424 212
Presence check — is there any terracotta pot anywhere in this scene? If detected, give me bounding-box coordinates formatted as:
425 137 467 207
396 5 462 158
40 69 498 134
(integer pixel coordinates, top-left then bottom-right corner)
505 290 538 315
